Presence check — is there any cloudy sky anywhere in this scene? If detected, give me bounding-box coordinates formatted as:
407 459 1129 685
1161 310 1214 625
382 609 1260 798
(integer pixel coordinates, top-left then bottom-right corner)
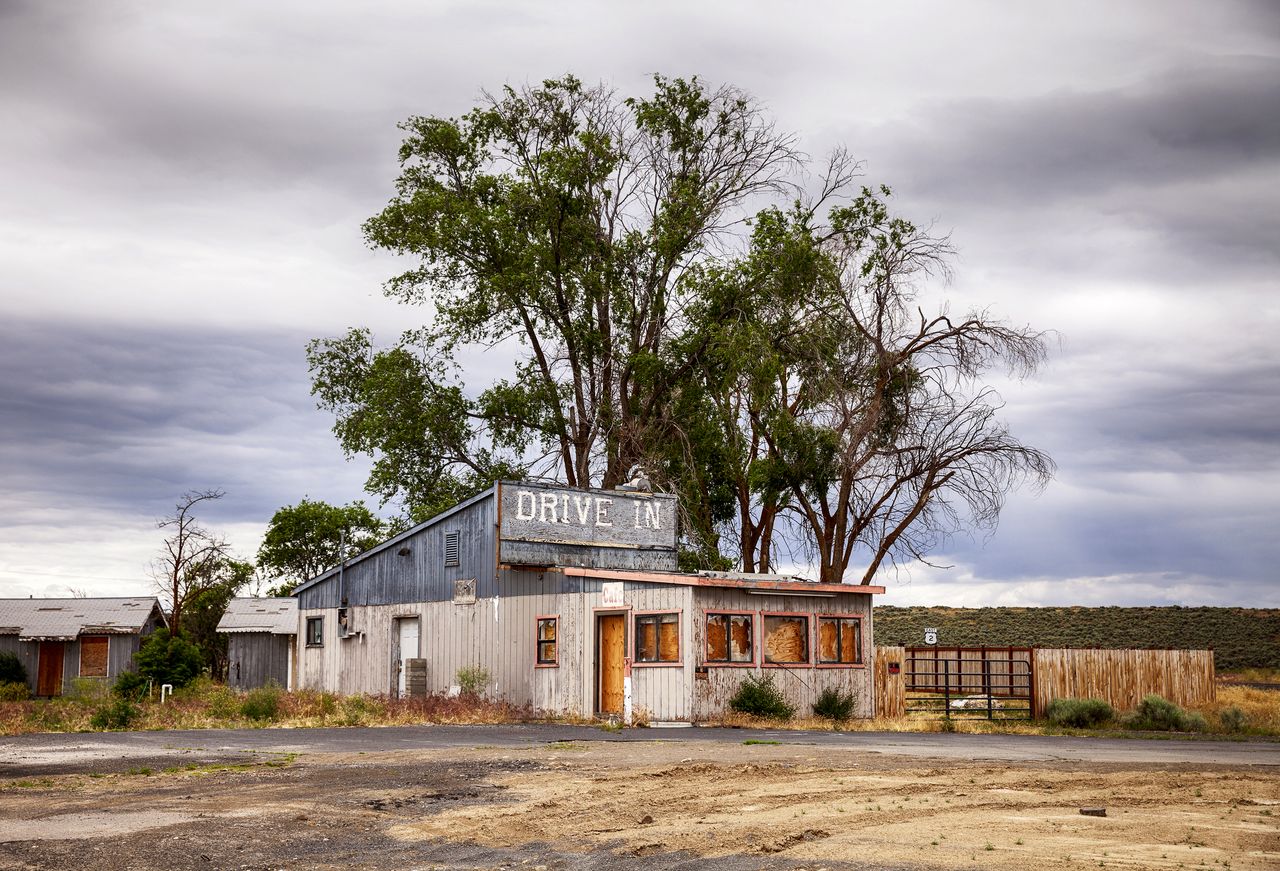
1 0 1276 607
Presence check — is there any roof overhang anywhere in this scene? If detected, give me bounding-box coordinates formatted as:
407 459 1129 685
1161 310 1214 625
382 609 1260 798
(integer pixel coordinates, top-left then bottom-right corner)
540 565 885 595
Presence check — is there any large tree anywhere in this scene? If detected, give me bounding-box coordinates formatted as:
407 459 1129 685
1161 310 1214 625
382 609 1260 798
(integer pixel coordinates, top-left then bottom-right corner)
181 558 254 680
309 74 798 518
312 76 1052 583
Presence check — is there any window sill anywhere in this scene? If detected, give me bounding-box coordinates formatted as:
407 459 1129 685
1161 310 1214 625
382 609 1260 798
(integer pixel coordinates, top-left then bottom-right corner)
632 660 682 668
703 661 757 668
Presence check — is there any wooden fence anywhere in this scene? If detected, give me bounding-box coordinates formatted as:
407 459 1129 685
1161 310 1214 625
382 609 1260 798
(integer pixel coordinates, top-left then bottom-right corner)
874 645 906 718
1032 648 1215 714
872 646 1216 719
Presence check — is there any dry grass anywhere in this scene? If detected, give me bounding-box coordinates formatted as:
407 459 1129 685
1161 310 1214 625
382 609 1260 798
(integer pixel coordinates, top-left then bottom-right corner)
0 678 534 736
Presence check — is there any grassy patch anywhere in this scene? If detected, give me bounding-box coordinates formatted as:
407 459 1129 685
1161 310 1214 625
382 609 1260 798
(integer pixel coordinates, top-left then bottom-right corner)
742 739 781 745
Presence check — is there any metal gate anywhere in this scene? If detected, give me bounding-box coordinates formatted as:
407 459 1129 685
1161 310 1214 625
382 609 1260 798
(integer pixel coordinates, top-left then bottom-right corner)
904 646 1034 720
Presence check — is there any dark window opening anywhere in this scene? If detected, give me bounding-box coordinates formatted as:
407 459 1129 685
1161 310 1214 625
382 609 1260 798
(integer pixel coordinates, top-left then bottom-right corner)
706 613 753 663
818 616 862 664
635 613 679 662
306 616 324 647
536 617 557 665
763 614 809 664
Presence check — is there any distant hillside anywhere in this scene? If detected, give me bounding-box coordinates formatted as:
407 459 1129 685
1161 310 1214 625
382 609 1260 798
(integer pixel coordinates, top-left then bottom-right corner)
872 606 1280 671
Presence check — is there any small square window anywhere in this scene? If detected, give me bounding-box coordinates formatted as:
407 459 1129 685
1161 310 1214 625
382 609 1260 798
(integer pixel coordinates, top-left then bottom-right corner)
706 613 753 663
763 614 809 664
818 616 862 665
306 616 324 647
635 613 679 663
536 617 557 666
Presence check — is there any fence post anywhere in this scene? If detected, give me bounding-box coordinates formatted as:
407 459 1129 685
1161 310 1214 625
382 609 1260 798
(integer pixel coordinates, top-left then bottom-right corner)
984 658 992 720
943 658 951 719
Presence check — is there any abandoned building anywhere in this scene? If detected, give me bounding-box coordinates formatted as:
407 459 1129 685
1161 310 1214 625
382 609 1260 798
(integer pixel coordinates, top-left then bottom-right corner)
0 597 166 696
217 596 298 690
291 481 883 721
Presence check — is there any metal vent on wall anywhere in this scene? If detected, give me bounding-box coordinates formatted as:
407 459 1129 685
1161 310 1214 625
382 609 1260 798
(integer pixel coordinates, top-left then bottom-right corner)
444 531 460 567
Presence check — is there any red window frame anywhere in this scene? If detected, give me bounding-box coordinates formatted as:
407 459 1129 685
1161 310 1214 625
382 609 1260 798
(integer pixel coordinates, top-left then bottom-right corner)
815 613 865 667
535 615 558 667
761 611 811 667
703 609 757 667
633 610 681 667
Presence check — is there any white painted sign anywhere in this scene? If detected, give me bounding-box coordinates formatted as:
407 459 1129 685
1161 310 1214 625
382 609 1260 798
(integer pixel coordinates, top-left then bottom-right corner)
924 628 939 646
601 582 625 607
497 481 678 571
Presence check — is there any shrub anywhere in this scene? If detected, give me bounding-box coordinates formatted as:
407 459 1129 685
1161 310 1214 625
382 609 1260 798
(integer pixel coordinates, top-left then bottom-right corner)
90 698 140 730
240 683 284 722
133 629 204 688
0 652 26 686
0 681 30 701
205 684 240 719
813 687 857 722
728 673 795 720
318 692 338 717
456 665 491 697
1127 693 1199 731
112 671 151 701
1219 705 1248 733
1045 697 1115 728
1183 711 1209 733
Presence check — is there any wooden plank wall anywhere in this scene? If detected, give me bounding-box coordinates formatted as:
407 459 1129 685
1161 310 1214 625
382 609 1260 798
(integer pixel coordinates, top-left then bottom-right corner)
689 589 875 721
228 634 291 690
1033 647 1216 713
873 645 905 718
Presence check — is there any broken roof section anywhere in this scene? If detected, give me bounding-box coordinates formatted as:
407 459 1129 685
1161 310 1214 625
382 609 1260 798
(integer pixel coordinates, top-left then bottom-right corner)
0 597 165 641
217 597 298 635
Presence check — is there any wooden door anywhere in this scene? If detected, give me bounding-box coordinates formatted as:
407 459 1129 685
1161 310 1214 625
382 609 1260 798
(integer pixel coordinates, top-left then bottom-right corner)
597 614 625 714
37 642 64 696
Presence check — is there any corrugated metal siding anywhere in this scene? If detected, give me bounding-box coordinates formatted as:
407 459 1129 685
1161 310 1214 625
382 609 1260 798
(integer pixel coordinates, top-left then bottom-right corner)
228 634 292 689
296 494 496 610
690 588 875 721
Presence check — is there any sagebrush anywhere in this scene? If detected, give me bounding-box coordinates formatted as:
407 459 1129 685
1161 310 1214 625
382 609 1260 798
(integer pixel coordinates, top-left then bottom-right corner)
1044 697 1114 728
729 674 795 720
812 687 857 722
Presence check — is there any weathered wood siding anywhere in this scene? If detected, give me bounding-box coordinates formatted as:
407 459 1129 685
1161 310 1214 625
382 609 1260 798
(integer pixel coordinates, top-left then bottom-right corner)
1033 647 1216 714
228 634 292 690
0 636 37 692
874 645 906 718
690 588 876 721
296 493 496 610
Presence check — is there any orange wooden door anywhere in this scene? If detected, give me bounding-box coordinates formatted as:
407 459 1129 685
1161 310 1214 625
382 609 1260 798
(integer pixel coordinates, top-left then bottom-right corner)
37 641 64 696
598 615 625 714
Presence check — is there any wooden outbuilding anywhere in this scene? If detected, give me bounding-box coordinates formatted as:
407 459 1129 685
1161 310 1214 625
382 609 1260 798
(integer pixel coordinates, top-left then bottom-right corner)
291 482 883 721
217 597 298 690
0 597 166 696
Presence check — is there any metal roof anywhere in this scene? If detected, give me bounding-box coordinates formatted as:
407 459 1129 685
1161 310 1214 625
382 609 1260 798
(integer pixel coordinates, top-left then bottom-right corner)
216 597 298 635
0 597 164 641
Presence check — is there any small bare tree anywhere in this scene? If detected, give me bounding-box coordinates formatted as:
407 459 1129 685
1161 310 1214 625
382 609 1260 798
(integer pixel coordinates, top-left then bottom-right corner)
151 489 231 631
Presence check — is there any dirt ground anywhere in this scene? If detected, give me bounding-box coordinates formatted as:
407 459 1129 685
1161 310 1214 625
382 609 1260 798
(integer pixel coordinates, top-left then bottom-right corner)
1 739 1277 871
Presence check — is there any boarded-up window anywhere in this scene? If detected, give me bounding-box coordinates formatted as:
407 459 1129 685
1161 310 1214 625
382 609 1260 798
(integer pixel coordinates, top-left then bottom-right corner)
79 635 108 678
536 617 557 665
763 615 809 664
444 531 460 566
306 616 323 647
635 613 679 663
706 613 753 663
817 616 862 664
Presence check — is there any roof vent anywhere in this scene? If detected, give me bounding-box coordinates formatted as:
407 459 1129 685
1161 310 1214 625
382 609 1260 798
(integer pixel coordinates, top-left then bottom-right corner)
444 531 460 567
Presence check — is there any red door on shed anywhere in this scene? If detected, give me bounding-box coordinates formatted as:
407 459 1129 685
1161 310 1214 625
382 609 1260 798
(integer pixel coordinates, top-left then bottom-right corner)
37 641 64 696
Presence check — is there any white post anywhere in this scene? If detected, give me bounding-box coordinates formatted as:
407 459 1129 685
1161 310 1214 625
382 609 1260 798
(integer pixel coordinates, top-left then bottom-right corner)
623 662 633 726
160 683 173 704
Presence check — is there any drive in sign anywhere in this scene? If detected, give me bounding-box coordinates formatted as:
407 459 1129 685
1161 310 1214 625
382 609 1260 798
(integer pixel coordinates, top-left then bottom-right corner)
497 481 678 571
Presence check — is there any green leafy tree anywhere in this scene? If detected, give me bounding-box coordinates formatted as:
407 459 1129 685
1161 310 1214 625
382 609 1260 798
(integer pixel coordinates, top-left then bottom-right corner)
132 628 203 688
181 558 254 680
309 74 798 520
257 499 390 596
312 74 1052 584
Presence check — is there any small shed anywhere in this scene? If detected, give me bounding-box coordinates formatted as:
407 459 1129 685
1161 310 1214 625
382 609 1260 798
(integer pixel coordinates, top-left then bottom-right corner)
0 597 166 696
217 597 298 690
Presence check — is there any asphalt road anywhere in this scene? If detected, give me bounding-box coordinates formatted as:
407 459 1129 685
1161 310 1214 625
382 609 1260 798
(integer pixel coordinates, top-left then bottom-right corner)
2 723 1276 776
